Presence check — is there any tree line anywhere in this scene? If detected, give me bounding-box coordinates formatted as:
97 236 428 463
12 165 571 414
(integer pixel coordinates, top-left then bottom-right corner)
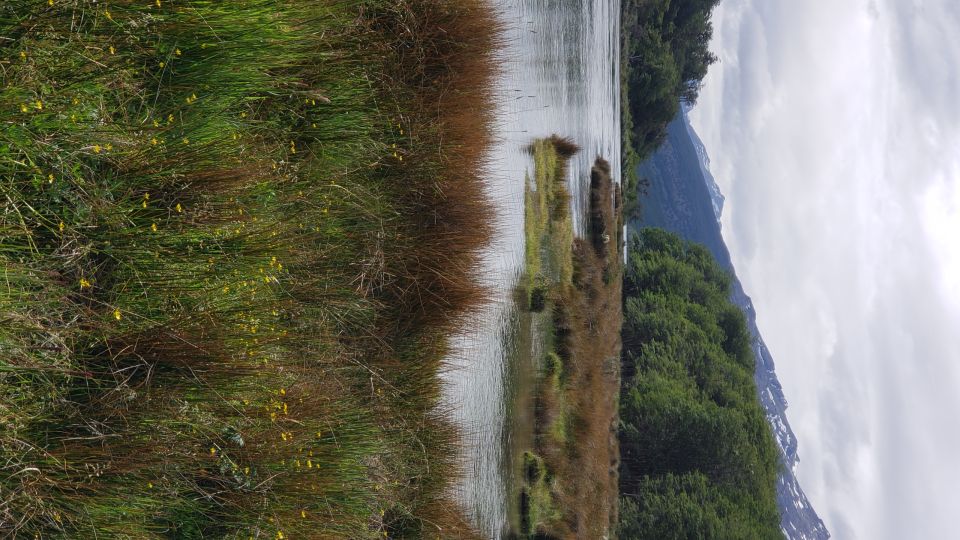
622 0 721 161
618 229 783 539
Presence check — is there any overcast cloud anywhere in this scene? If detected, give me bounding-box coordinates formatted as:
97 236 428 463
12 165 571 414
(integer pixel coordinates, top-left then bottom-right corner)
688 1 960 538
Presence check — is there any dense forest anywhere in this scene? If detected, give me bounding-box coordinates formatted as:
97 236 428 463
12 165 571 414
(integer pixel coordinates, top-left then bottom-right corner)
618 229 782 539
622 0 721 164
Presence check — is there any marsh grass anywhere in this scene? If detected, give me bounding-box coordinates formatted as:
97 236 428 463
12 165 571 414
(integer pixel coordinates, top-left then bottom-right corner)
522 137 575 306
1 1 497 538
516 140 622 538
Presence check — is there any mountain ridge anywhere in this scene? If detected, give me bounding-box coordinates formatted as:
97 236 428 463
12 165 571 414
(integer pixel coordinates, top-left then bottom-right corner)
630 110 830 540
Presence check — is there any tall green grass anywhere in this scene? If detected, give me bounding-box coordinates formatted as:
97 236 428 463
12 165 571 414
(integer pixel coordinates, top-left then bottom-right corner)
1 1 496 538
523 136 577 305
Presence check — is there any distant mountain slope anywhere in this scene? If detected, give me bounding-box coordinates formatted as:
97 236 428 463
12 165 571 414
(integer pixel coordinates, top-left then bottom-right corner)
629 111 831 540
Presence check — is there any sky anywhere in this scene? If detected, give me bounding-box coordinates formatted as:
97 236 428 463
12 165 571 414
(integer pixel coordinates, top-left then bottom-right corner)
688 1 960 539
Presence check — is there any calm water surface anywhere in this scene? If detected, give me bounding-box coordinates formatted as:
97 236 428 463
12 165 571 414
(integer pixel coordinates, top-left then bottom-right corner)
441 0 621 536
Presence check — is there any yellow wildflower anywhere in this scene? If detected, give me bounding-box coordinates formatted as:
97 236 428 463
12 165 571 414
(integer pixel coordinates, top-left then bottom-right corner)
93 145 102 153
279 388 286 396
244 466 250 475
167 113 174 123
35 100 43 110
156 0 162 7
176 203 183 213
153 119 160 127
20 104 28 113
175 48 181 56
109 45 115 55
105 143 112 151
182 137 189 145
48 174 54 183
159 61 165 68
151 223 158 232
306 459 312 469
210 447 217 456
151 137 158 146
58 221 64 232
147 482 153 489
104 10 112 20
79 278 92 289
113 308 122 321
301 510 307 519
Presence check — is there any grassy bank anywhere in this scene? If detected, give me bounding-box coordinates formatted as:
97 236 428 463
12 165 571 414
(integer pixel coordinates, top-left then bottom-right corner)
511 138 623 539
1 1 497 538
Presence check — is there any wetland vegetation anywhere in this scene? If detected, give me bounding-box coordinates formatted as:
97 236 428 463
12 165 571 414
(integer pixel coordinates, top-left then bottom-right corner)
511 137 623 539
1 1 497 538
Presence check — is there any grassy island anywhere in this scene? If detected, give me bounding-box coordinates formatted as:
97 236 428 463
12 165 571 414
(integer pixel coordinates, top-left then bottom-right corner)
511 137 623 539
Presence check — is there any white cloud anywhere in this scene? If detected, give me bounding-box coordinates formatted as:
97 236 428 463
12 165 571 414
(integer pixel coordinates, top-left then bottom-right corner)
689 1 960 538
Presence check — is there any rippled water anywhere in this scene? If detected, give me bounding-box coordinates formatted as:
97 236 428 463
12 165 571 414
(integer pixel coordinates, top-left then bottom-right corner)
441 0 621 536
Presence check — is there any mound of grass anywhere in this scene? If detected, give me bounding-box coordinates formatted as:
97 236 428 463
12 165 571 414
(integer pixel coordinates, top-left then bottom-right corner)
523 136 576 306
1 0 497 538
519 452 558 537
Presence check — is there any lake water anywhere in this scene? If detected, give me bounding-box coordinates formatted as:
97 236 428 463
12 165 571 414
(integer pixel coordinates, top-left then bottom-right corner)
441 0 621 536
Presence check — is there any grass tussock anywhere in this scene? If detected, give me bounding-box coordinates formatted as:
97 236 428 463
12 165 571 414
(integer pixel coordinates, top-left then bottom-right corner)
0 1 498 538
523 136 577 304
515 141 622 539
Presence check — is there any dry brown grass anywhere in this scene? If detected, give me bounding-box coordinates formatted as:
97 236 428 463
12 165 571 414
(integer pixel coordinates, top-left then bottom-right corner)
362 0 501 339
